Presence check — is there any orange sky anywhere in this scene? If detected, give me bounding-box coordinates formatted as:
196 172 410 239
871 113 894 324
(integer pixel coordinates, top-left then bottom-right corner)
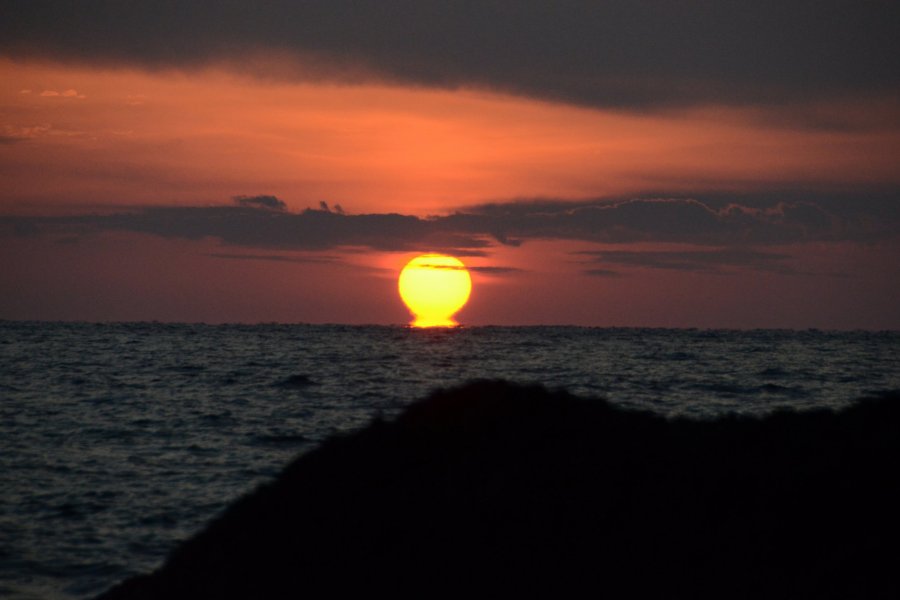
3 59 898 215
1 58 899 328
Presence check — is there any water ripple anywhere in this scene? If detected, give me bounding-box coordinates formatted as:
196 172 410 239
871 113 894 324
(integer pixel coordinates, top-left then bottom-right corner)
0 322 897 598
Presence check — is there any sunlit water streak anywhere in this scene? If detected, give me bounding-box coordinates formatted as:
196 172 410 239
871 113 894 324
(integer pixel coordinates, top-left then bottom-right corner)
1 322 898 599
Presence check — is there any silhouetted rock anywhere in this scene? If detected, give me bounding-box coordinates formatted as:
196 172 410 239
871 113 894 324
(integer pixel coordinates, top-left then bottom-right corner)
98 381 899 599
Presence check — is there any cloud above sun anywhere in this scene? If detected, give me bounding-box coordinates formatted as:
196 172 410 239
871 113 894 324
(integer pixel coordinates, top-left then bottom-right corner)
4 194 897 275
3 1 898 111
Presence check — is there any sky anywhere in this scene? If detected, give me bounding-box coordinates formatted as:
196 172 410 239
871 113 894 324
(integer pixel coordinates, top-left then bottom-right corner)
1 1 898 328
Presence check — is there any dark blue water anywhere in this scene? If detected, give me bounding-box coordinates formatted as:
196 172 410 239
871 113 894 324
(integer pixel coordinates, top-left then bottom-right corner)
1 322 898 599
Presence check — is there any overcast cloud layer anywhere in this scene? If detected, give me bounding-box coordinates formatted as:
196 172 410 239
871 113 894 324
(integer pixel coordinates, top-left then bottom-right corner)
3 1 898 108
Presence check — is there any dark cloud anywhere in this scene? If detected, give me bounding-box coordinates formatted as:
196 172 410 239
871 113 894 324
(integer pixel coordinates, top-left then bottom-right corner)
9 219 39 236
578 249 795 275
467 266 524 275
233 195 286 211
444 196 899 246
2 1 897 109
2 194 896 263
206 252 339 264
583 268 624 278
316 201 344 214
102 205 482 252
0 202 490 254
408 262 524 275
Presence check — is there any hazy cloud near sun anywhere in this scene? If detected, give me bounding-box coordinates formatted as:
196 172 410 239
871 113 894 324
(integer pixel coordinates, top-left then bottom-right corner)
578 249 796 276
3 195 897 273
2 1 897 110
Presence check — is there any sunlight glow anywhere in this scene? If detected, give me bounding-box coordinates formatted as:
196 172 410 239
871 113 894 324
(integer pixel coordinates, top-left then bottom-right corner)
398 254 472 327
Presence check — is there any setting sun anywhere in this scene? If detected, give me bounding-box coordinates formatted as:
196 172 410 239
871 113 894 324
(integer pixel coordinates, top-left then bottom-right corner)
398 254 472 327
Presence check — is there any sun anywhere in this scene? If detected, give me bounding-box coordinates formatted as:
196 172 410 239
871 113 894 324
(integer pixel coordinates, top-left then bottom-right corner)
398 254 472 327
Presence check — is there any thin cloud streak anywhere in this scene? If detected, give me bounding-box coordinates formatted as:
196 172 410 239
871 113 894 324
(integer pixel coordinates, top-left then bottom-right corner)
206 252 340 264
578 249 796 275
583 268 624 279
467 266 524 275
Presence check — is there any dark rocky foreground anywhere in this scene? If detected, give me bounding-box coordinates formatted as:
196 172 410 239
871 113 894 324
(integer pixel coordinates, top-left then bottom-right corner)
99 381 899 599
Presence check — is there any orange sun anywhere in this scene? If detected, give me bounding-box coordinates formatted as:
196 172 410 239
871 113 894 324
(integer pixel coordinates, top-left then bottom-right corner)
398 254 472 327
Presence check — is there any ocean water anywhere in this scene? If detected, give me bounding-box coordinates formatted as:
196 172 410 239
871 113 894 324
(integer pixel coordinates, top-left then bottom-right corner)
1 322 898 599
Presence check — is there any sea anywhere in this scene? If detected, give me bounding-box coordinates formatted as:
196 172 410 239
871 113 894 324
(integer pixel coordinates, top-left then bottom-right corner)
1 321 898 599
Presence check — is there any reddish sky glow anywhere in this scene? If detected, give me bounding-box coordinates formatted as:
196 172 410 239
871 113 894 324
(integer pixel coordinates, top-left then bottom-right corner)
2 2 899 328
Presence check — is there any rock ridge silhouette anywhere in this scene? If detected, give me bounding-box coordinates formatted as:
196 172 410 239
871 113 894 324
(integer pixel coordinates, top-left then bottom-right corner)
98 380 900 599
